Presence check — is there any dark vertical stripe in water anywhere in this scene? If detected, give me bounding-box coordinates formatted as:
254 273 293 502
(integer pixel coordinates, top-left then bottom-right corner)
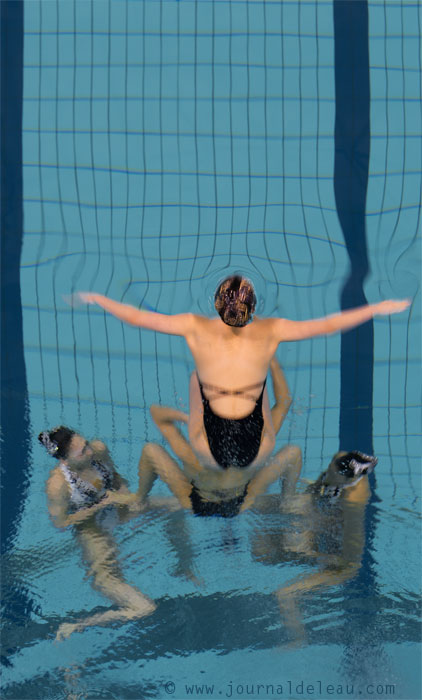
0 2 38 654
0 0 31 554
333 0 382 681
333 0 373 455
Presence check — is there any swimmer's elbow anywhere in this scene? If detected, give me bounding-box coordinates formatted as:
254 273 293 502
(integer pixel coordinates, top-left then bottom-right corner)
126 308 146 326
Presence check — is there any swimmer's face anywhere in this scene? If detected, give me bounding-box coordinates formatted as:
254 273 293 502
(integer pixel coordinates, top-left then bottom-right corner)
66 434 94 465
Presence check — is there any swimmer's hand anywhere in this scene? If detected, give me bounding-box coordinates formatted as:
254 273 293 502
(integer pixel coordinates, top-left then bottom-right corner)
375 299 411 315
102 491 140 507
63 292 98 307
102 491 147 514
78 292 97 304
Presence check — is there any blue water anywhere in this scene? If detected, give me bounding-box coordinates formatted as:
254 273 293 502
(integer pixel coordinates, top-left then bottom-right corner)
3 2 421 699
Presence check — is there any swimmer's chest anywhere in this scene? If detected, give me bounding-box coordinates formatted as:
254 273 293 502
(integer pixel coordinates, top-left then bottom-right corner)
77 466 105 491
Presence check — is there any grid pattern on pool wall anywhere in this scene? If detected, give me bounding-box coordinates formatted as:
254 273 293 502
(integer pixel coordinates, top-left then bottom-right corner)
21 0 421 486
366 0 421 499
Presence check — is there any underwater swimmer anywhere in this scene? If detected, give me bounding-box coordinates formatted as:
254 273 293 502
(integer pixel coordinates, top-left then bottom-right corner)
251 450 379 646
74 275 409 476
40 427 156 639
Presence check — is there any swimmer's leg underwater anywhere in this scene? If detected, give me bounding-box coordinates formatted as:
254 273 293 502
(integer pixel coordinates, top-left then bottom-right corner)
268 464 373 646
148 356 301 510
55 521 156 641
238 357 302 511
110 356 299 512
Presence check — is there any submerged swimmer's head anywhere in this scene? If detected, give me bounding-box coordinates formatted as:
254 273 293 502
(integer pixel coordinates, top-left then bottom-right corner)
39 426 75 460
39 427 95 465
214 275 256 327
318 450 378 500
331 451 378 482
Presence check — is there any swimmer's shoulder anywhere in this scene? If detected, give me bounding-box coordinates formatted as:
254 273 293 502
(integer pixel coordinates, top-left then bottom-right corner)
190 314 221 333
90 439 113 465
191 314 216 323
253 316 303 343
90 439 107 453
252 316 278 326
46 467 69 501
249 316 281 335
190 315 286 342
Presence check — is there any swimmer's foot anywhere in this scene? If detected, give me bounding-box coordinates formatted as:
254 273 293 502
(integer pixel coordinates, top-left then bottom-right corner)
125 599 157 618
276 592 306 648
55 600 157 641
55 622 82 642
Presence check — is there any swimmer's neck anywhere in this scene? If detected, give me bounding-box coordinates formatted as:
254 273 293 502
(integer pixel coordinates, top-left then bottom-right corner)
217 317 255 336
61 458 94 474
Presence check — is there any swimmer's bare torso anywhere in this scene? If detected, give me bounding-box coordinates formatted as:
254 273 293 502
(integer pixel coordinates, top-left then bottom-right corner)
185 316 279 475
187 316 277 413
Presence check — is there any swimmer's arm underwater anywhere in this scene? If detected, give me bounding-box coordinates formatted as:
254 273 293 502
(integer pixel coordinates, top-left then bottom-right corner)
46 472 127 528
273 299 411 343
75 293 193 337
89 439 130 491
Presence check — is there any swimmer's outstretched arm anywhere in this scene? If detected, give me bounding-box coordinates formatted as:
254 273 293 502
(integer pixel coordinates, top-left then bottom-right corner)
274 299 411 343
74 293 193 337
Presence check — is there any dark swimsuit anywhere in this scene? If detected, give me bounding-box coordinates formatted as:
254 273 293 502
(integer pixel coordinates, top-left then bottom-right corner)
190 483 248 518
190 375 266 517
197 374 267 470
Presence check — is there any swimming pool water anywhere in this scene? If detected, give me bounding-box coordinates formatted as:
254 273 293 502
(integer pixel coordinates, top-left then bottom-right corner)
2 1 421 699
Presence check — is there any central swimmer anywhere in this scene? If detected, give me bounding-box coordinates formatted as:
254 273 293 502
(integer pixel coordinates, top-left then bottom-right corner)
75 275 409 515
